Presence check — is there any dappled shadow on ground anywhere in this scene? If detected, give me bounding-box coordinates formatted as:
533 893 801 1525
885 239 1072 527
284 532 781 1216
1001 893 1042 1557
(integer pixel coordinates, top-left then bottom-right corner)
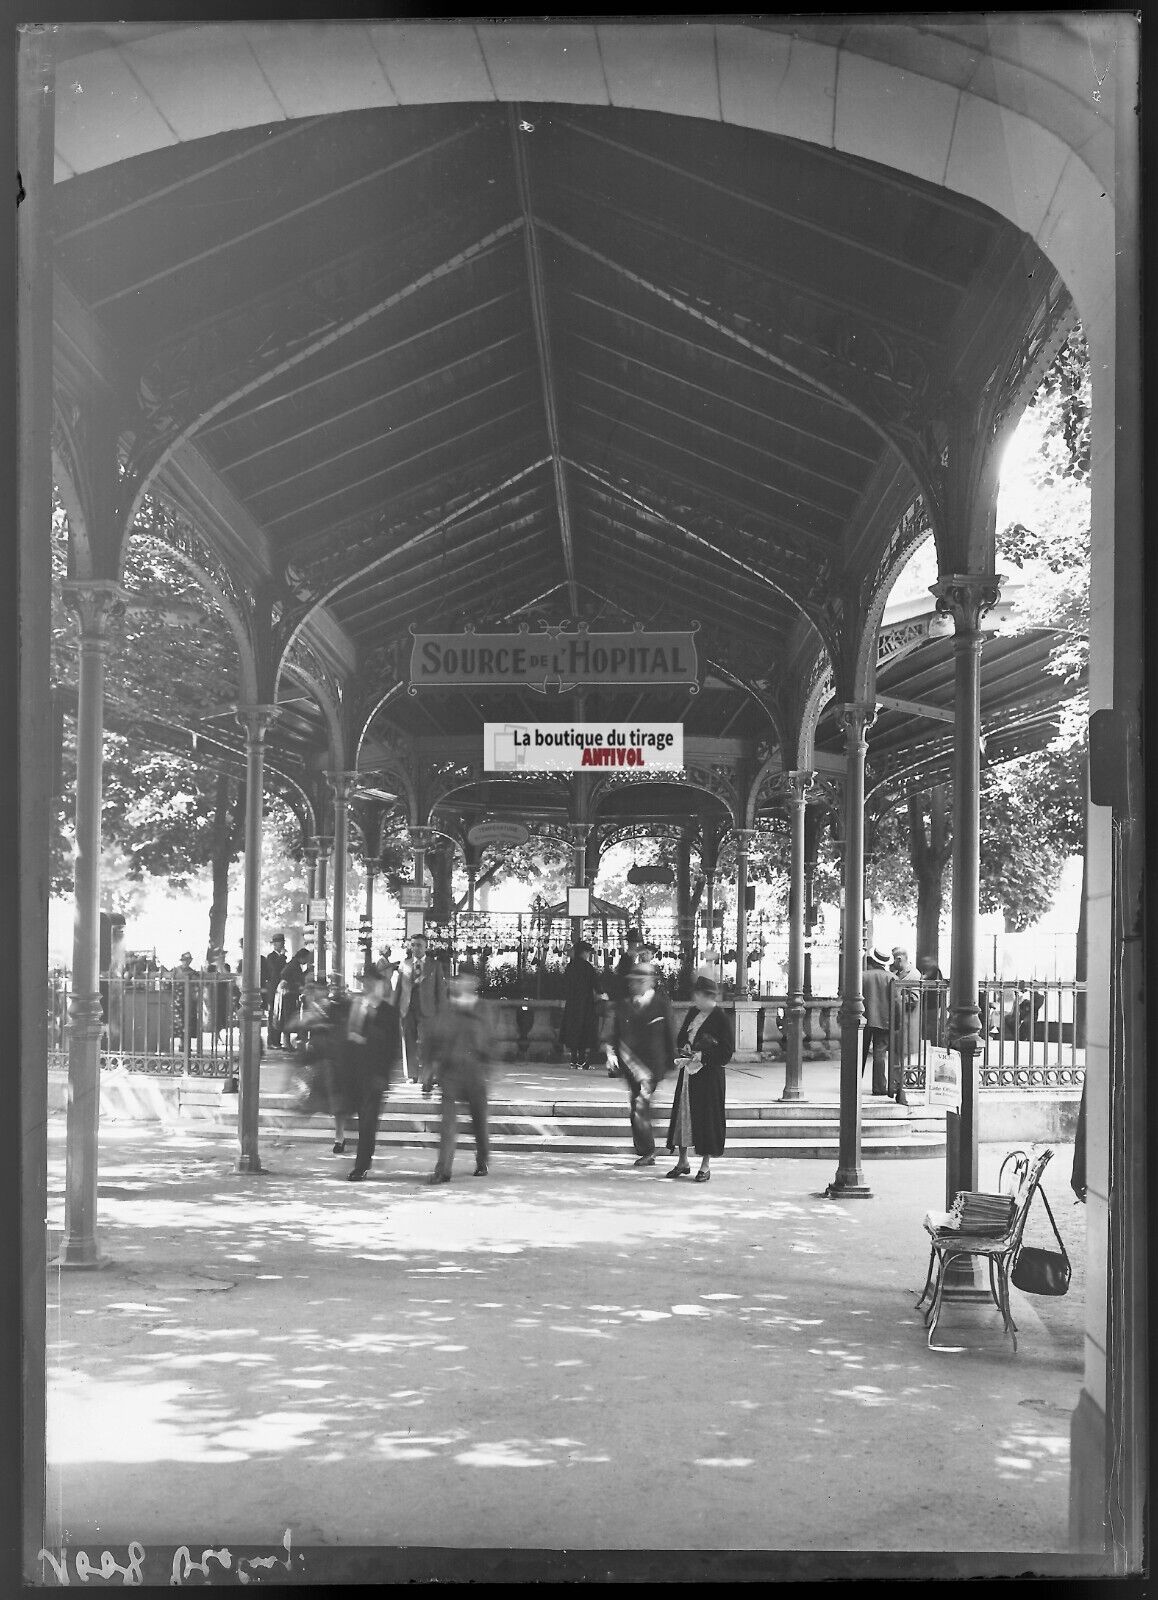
43 1129 1080 1552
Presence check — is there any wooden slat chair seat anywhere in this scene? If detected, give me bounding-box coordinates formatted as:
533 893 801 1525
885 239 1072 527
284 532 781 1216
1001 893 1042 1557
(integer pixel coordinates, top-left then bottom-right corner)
916 1147 1054 1351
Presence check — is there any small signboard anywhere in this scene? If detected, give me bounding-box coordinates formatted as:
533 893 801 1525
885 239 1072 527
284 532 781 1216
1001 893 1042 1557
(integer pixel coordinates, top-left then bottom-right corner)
567 886 592 918
405 910 427 938
467 819 531 849
398 885 433 910
925 1046 961 1108
308 899 327 923
484 722 683 773
411 625 698 693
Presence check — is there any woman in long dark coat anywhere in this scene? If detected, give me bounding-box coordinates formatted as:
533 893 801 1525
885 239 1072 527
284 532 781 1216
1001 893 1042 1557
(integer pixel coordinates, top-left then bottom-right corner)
560 941 601 1069
665 974 734 1182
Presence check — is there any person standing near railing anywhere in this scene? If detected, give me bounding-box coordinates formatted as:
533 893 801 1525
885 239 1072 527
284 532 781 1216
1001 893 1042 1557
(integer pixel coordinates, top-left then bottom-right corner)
262 934 289 1048
889 948 918 1106
173 951 202 1056
861 948 892 1096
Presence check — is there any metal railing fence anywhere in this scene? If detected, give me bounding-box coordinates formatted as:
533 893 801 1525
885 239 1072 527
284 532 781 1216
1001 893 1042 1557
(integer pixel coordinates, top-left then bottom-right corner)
895 978 1086 1092
48 971 247 1078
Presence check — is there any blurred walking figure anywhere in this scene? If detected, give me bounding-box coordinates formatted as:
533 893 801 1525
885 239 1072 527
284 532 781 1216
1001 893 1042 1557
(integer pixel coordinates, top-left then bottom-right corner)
344 963 403 1182
422 962 496 1184
665 974 734 1182
399 933 446 1084
560 940 601 1068
286 975 355 1153
609 955 676 1168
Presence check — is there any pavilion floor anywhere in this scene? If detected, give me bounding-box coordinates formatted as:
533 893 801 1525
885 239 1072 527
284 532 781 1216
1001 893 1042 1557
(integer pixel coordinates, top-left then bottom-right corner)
42 1121 1088 1579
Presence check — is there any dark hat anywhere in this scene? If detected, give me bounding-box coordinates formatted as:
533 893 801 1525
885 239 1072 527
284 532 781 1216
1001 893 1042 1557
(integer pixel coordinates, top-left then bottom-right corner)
693 974 719 996
575 940 594 955
271 934 286 945
868 948 890 967
625 928 642 944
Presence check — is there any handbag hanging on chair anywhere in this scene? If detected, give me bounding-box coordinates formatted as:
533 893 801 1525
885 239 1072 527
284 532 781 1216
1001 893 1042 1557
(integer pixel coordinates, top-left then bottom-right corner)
1011 1180 1072 1296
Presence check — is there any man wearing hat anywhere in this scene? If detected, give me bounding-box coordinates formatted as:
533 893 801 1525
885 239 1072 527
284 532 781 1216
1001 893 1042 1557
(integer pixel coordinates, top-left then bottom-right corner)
862 948 893 1096
609 954 677 1166
262 934 289 1047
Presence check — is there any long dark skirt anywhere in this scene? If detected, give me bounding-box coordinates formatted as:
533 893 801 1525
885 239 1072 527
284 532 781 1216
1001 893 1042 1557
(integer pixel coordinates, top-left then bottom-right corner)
688 1060 726 1156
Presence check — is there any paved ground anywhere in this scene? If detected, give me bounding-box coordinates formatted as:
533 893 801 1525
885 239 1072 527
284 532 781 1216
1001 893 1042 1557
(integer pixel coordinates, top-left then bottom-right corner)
42 1118 1089 1582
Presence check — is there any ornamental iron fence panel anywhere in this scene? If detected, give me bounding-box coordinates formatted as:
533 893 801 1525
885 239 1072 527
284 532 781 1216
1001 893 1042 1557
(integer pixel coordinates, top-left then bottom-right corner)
896 978 1085 1092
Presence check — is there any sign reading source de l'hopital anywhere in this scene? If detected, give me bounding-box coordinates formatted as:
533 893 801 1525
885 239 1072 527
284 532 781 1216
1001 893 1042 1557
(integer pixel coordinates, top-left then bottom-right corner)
409 625 699 693
484 723 683 773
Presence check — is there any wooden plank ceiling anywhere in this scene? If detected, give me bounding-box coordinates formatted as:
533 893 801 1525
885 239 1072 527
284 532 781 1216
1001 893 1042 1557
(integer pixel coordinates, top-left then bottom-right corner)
54 101 1071 809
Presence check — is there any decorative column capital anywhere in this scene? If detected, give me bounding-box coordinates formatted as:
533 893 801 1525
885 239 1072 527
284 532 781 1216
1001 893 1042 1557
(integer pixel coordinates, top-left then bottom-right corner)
836 702 876 745
60 578 125 642
566 822 592 845
930 574 1004 633
233 703 280 741
311 833 334 855
325 769 359 799
733 827 757 857
782 770 817 806
408 825 436 853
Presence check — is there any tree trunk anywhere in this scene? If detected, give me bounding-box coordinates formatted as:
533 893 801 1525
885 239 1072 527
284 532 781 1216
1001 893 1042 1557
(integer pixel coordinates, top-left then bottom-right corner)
206 771 241 964
908 784 952 969
429 842 455 925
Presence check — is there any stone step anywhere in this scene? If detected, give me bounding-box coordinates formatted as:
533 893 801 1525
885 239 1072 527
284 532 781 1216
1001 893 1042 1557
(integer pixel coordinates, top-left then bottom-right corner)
256 1123 946 1160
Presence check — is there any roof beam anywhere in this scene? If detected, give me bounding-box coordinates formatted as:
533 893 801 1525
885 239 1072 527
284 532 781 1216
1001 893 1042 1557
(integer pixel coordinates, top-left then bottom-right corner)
202 291 521 438
249 369 537 508
553 117 973 294
261 402 540 530
510 106 578 616
569 368 849 527
875 694 954 725
566 331 866 495
567 459 806 618
564 290 876 454
549 177 948 351
90 121 485 310
219 333 527 475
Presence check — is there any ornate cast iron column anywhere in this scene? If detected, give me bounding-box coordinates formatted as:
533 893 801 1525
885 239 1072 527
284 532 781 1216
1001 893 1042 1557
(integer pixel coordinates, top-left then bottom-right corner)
783 772 815 1103
311 835 332 982
827 704 874 1199
326 773 355 994
408 825 434 887
57 581 122 1266
733 829 755 996
568 822 591 946
235 704 278 1175
931 574 1003 1211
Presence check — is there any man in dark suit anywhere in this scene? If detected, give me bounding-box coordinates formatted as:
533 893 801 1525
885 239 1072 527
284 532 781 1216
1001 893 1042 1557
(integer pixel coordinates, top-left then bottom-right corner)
861 947 892 1096
399 933 447 1083
345 964 403 1182
262 934 288 1047
610 955 677 1167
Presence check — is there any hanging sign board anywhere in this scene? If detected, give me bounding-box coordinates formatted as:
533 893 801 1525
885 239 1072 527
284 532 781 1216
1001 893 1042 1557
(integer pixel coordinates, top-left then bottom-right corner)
484 723 683 773
307 899 327 923
627 864 674 886
398 885 433 910
567 887 592 918
404 910 427 938
467 819 531 849
410 625 698 693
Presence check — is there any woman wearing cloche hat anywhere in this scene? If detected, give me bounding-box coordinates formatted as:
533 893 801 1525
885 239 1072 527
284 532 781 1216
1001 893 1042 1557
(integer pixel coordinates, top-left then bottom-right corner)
664 972 734 1182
